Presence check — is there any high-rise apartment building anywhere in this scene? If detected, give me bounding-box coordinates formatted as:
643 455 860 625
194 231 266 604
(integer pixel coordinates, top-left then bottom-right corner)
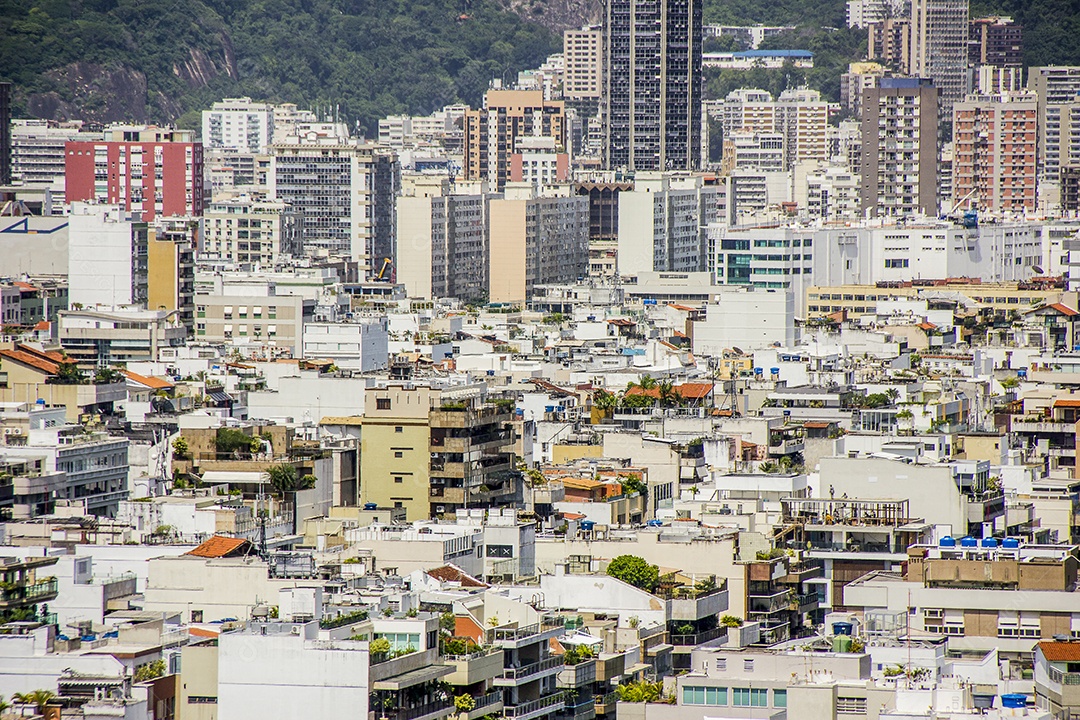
860 78 939 218
1028 67 1080 181
712 88 827 171
909 0 969 123
202 97 275 153
867 18 911 71
952 92 1037 214
617 172 720 275
67 202 148 308
64 126 205 221
968 16 1022 68
396 176 487 302
563 26 603 103
10 120 102 187
602 0 703 171
847 0 908 28
269 133 398 265
463 90 566 191
0 82 11 186
147 217 197 335
203 196 302 265
488 184 589 305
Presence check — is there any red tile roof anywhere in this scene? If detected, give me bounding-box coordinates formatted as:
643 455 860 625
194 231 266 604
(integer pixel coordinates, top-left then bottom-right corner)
0 348 61 375
1038 642 1080 662
426 564 489 588
33 321 50 331
1052 399 1080 408
122 370 174 390
185 536 254 558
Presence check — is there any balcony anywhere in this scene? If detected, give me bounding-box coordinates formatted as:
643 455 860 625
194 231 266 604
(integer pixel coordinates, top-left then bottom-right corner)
0 578 58 606
669 626 726 647
503 694 564 720
594 692 618 714
495 656 564 686
1048 666 1080 686
445 649 504 686
558 659 597 689
663 586 729 622
488 617 564 647
371 700 454 720
1012 420 1075 434
563 695 596 720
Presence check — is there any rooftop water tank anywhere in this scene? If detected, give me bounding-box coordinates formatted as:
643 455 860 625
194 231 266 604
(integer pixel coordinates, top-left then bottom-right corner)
832 622 853 636
960 536 978 548
1002 538 1021 549
1001 694 1027 709
580 520 595 531
363 503 378 510
981 537 998 548
939 536 956 547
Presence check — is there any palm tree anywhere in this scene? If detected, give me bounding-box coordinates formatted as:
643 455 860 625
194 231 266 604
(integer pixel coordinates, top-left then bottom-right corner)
266 464 314 497
0 695 10 714
14 690 55 714
886 387 900 404
637 375 658 391
658 380 680 408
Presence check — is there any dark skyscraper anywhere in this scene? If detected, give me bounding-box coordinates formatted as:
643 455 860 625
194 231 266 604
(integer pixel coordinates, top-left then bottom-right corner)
602 0 703 172
0 82 11 186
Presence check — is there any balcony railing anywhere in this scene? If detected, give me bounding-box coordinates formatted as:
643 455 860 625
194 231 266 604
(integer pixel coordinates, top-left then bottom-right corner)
474 692 502 710
0 578 58 605
377 700 454 720
502 694 564 718
1048 666 1080 685
488 616 562 643
669 626 725 646
500 656 562 681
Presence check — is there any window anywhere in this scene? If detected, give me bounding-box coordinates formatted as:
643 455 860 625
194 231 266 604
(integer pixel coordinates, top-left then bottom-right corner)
486 544 514 558
190 610 203 623
732 689 768 707
744 659 754 672
395 426 403 433
394 476 403 484
376 398 391 410
187 696 217 704
394 451 403 458
682 687 727 706
773 690 787 708
836 697 867 715
715 658 726 671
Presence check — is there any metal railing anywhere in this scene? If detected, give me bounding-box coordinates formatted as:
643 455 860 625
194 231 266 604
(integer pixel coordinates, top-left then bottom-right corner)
379 700 454 720
1048 666 1080 685
501 656 562 680
0 578 58 604
502 695 564 718
669 626 725 646
474 692 502 710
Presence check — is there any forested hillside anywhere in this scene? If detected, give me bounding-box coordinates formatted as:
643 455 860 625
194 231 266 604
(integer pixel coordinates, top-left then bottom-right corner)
0 0 558 132
1 0 1079 131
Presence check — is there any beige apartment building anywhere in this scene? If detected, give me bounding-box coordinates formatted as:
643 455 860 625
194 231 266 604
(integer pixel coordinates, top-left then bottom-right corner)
487 184 588 305
563 26 602 102
194 294 313 355
358 385 517 520
463 90 566 191
203 196 301 265
805 280 1062 319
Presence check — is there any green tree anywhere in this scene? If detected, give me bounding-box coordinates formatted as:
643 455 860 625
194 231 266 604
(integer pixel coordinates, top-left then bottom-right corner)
52 361 85 385
13 690 55 714
266 464 315 497
606 555 659 593
172 436 189 459
615 680 664 703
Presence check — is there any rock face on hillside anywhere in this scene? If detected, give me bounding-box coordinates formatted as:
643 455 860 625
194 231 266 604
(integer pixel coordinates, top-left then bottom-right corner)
499 0 600 33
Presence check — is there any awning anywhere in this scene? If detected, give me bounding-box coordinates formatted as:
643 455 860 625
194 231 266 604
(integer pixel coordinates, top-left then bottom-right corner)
207 390 233 404
372 664 452 691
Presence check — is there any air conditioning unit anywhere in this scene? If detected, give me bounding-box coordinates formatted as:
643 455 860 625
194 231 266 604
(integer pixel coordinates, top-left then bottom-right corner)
290 626 301 635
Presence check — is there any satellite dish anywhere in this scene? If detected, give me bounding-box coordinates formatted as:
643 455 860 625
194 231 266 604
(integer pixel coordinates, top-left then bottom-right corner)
1032 266 1044 275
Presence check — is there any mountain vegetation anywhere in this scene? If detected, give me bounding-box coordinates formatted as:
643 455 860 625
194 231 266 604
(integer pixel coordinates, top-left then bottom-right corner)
0 0 558 132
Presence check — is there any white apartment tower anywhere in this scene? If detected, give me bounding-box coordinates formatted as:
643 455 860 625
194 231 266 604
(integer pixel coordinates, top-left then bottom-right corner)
202 97 275 153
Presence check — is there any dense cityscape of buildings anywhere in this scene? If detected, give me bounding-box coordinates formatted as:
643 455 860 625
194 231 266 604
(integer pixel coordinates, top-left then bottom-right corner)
2 0 1080 718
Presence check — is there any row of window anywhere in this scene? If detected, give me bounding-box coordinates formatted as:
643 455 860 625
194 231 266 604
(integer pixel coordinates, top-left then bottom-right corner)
682 686 785 709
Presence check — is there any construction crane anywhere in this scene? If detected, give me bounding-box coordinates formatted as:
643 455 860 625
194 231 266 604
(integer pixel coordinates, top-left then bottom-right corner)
374 257 394 282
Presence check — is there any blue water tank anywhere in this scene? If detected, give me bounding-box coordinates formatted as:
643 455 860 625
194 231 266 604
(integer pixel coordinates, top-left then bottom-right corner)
580 520 596 531
646 520 663 527
960 536 978 548
1001 694 1027 709
486 370 495 376
363 502 378 510
770 367 780 375
1017 368 1028 377
832 622 854 636
939 536 956 547
754 367 764 375
981 537 998 548
35 398 45 405
1002 537 1021 549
